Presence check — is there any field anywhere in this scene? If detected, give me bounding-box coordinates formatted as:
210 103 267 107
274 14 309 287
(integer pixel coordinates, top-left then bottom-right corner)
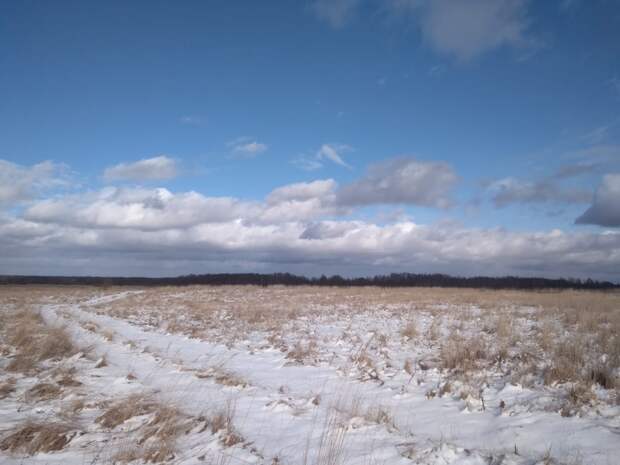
0 285 619 465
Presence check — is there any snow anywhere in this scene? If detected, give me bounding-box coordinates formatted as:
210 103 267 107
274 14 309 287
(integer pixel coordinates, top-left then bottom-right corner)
1 286 618 465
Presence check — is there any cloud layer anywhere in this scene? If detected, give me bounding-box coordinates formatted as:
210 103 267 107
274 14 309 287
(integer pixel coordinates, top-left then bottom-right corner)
2 158 619 280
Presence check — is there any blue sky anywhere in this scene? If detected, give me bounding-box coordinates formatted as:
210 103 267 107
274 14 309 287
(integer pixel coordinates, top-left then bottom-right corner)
1 0 620 279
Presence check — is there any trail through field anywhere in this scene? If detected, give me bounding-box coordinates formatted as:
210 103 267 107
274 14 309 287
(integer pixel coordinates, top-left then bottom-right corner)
36 293 620 465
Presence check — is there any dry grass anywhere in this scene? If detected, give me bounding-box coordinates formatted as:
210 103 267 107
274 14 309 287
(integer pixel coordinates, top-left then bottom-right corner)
401 319 418 340
440 332 488 372
100 397 194 463
3 309 75 373
203 400 244 447
25 382 62 402
96 394 157 428
303 413 348 465
135 406 192 462
2 284 618 424
0 378 16 399
60 399 86 420
286 340 319 365
0 421 75 454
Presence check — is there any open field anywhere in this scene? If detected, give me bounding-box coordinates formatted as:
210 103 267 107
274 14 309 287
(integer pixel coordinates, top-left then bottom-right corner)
1 285 619 465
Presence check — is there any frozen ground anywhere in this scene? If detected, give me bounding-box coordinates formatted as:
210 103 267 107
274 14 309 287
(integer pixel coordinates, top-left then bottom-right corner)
0 285 618 465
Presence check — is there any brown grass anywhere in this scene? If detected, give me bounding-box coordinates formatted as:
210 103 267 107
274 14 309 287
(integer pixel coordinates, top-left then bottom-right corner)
303 413 347 465
102 398 194 463
401 319 418 340
440 332 488 372
4 310 75 373
286 340 319 364
25 382 62 402
0 421 75 454
204 400 244 447
0 378 16 399
96 394 157 428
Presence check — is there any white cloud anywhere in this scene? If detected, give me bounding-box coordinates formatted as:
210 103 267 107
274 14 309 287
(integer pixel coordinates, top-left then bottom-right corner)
291 144 353 171
4 161 620 280
426 0 534 61
291 155 324 171
337 158 457 208
312 0 360 28
3 207 620 280
575 174 620 227
24 187 250 231
228 137 268 157
316 144 352 168
103 156 178 182
391 0 536 61
0 159 69 207
234 141 267 155
266 179 337 205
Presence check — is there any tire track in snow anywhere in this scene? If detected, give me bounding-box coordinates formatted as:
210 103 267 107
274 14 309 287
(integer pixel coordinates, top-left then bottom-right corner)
41 303 414 465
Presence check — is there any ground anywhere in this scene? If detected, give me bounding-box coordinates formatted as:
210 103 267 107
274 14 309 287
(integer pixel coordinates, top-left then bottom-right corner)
0 285 619 465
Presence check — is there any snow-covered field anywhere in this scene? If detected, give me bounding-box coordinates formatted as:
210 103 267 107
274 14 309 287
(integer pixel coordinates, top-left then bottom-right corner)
1 286 619 465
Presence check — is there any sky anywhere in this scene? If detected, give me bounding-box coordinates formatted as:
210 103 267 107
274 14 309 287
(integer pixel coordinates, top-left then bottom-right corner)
1 0 620 280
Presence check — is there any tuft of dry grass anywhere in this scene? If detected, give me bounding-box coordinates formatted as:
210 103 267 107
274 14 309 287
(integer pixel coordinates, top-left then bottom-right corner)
303 413 347 465
401 319 418 340
544 340 584 385
0 421 74 455
135 406 191 463
96 394 157 429
60 399 86 420
204 400 244 447
0 378 16 399
5 310 75 373
104 399 194 463
25 382 62 402
286 340 319 365
214 370 247 388
440 332 488 372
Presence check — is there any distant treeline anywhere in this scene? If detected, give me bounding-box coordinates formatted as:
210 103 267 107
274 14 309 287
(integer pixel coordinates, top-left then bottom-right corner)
0 272 617 290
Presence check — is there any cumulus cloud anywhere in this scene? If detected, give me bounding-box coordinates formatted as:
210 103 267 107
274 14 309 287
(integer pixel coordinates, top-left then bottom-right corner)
575 174 620 227
23 179 343 232
0 159 69 207
488 177 592 207
337 158 457 208
103 156 178 182
312 0 360 28
24 187 250 231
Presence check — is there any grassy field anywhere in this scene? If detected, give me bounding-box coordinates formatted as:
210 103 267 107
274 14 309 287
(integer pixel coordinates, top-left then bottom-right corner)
1 285 619 465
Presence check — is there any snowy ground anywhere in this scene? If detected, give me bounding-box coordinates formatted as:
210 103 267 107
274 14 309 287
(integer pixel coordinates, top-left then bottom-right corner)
1 285 619 465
